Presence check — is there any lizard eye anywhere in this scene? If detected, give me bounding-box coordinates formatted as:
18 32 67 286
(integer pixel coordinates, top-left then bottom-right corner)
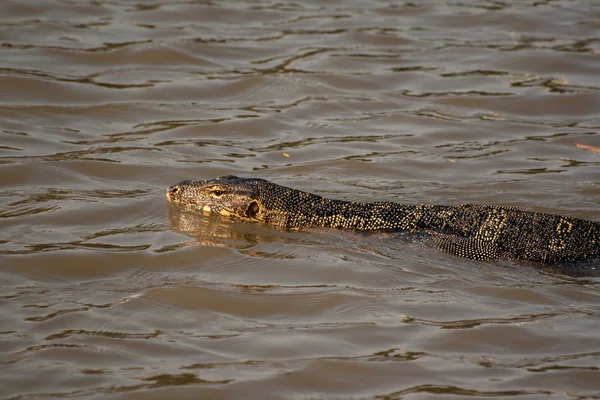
212 190 224 196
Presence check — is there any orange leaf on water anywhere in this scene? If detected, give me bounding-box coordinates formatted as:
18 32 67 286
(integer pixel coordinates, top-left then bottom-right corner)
576 143 600 153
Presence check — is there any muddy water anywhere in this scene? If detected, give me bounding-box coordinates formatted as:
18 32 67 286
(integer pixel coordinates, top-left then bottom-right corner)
2 1 600 399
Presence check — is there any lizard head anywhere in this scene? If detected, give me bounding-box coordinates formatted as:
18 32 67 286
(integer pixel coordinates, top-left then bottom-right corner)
166 175 265 221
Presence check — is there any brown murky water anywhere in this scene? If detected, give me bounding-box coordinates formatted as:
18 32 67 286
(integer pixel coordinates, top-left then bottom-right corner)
2 1 600 399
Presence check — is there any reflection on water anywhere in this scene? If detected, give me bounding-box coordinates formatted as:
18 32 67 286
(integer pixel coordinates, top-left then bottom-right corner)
2 0 600 398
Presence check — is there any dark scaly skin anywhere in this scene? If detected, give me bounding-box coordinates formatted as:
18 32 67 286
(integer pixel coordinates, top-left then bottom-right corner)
166 175 600 267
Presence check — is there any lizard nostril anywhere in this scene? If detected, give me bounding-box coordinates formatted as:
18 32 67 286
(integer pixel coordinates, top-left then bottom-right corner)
167 186 181 200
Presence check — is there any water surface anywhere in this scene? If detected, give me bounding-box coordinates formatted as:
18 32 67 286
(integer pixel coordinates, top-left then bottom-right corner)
2 1 600 399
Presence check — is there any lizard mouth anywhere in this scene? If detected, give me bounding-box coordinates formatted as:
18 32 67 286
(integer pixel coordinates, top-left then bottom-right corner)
166 185 219 214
